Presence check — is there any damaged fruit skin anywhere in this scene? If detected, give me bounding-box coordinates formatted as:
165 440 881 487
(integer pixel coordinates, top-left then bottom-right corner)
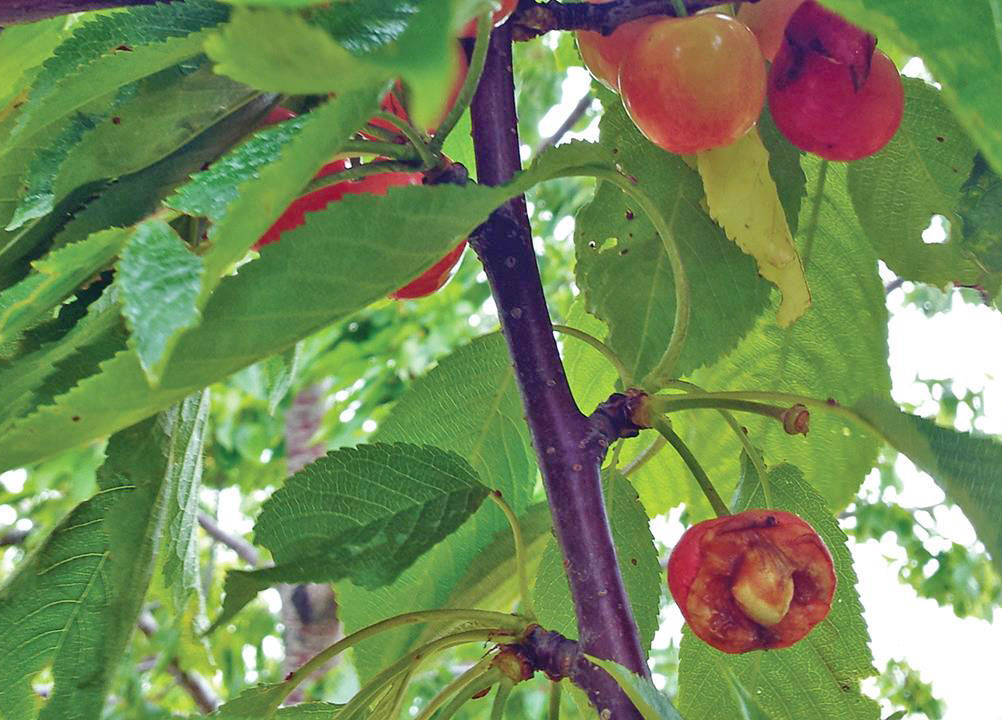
667 509 836 654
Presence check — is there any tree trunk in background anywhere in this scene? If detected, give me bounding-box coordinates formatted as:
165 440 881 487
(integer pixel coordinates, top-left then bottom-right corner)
281 382 341 703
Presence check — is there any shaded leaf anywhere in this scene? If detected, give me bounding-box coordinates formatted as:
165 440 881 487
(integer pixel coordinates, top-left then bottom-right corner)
0 227 128 345
8 1 228 146
854 396 1002 577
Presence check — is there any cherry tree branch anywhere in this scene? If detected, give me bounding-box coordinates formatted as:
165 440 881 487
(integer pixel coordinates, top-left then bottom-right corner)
509 0 738 40
469 23 647 719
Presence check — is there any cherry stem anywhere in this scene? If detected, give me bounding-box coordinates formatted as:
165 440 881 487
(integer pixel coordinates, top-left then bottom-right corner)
670 0 689 16
371 111 437 168
431 12 493 153
650 394 794 424
651 415 731 517
413 655 496 720
490 678 515 720
621 435 667 477
552 323 633 387
274 608 526 710
338 629 509 720
548 680 562 720
661 380 772 505
488 490 536 620
435 667 506 720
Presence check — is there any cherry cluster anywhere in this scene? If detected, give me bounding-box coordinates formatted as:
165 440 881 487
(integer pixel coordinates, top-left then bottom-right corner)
578 0 904 160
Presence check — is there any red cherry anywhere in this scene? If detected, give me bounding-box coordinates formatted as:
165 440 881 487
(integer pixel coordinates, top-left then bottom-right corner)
619 14 766 155
261 105 297 126
667 509 836 654
768 47 903 161
389 239 467 299
459 0 518 38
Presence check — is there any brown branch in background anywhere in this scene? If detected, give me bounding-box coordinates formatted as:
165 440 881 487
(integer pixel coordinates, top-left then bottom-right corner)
137 612 218 714
534 92 593 156
197 512 259 567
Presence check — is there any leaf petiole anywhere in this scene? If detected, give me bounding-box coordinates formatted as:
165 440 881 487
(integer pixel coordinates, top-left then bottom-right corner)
488 490 536 620
652 415 730 517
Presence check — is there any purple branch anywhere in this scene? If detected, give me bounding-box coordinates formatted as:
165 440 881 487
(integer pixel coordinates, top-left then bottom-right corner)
510 0 736 40
470 23 648 718
0 0 167 25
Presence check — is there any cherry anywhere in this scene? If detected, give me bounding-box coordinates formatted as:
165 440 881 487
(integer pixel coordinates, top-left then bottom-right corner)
255 171 466 299
667 509 836 654
576 0 656 91
390 239 468 299
768 46 903 161
459 0 518 39
736 0 806 62
618 14 766 155
782 0 876 88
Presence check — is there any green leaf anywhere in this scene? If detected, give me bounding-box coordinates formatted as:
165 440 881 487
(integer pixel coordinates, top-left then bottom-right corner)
205 8 390 94
212 443 489 628
677 463 879 720
117 219 205 382
575 101 772 380
758 107 807 237
0 394 206 719
445 501 552 614
0 142 601 472
673 158 890 515
697 128 810 326
0 227 128 345
817 0 1002 173
7 1 229 147
161 389 211 610
211 683 284 717
0 18 69 109
534 471 662 655
562 298 620 413
7 109 107 230
848 79 989 290
957 154 1002 279
338 333 536 678
160 91 381 371
0 293 123 427
55 57 260 195
587 656 684 720
854 396 1002 578
310 0 456 128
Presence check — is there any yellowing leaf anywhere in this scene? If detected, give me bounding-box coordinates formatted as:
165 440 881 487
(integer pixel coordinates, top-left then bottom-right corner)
697 129 811 326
